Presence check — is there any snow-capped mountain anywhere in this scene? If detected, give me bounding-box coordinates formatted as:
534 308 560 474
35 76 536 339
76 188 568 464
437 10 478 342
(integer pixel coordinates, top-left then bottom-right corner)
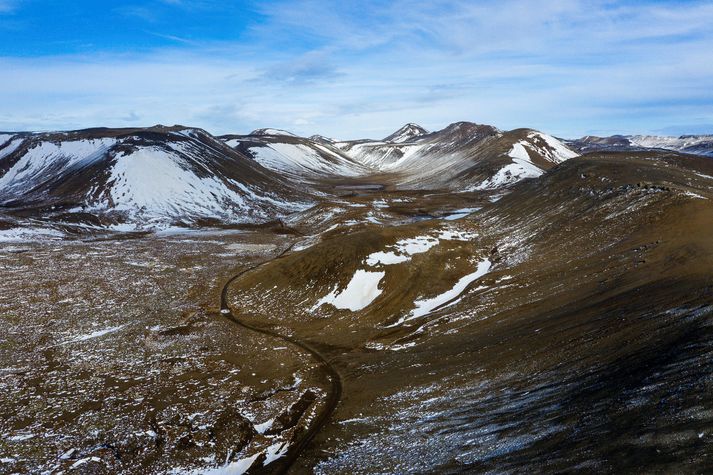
0 126 311 230
382 123 428 143
333 122 578 190
249 128 298 137
467 129 579 190
220 133 370 181
309 135 337 144
629 135 713 156
334 122 502 171
568 134 713 157
219 121 579 192
0 120 583 235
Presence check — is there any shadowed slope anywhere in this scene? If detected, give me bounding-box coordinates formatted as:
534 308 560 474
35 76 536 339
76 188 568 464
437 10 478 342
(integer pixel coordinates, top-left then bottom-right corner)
226 150 713 473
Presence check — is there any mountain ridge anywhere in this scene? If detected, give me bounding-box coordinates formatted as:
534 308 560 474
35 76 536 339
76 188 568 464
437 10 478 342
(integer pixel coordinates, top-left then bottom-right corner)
567 133 713 157
4 119 711 238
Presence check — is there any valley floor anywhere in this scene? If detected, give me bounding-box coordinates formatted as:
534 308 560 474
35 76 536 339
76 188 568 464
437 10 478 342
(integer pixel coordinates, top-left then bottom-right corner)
3 152 713 473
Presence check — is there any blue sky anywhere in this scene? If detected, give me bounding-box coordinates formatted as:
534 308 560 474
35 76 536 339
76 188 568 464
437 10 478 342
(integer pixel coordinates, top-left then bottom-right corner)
1 0 712 138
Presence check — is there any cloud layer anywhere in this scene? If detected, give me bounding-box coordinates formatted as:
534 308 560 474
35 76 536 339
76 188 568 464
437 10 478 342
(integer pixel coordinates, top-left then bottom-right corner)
1 0 712 138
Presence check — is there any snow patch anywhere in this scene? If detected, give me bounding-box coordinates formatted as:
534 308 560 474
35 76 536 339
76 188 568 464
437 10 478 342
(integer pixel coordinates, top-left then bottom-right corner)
528 132 579 163
194 453 260 475
365 235 439 266
60 325 127 345
0 227 65 242
263 442 289 466
682 190 708 200
253 418 274 434
389 258 492 326
365 230 474 266
313 270 385 311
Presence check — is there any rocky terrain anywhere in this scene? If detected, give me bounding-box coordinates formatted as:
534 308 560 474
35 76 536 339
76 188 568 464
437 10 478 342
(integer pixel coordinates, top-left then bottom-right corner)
2 121 713 474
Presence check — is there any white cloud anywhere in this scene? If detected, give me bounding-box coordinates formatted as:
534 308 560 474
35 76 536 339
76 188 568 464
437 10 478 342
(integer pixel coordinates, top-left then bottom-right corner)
1 0 712 138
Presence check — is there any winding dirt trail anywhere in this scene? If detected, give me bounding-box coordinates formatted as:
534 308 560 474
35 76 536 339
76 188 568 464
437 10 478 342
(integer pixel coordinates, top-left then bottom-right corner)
219 243 343 474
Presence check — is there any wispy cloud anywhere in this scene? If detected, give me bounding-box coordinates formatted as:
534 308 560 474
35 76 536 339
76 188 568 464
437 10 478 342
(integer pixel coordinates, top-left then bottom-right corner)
1 0 712 138
115 5 158 22
0 0 16 13
259 49 342 84
145 31 200 45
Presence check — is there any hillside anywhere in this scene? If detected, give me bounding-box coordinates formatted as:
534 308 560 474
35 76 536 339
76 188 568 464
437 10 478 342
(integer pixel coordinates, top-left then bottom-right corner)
334 122 578 190
224 149 713 472
220 132 370 182
220 121 580 193
0 126 311 232
4 121 713 473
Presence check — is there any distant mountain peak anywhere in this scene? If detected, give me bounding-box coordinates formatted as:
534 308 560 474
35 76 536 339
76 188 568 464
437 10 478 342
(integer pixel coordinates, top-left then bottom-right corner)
309 134 336 144
250 128 297 137
569 133 713 157
383 123 428 143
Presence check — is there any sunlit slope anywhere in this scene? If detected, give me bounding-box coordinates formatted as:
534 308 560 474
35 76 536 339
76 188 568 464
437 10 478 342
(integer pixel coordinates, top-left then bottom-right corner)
0 126 312 229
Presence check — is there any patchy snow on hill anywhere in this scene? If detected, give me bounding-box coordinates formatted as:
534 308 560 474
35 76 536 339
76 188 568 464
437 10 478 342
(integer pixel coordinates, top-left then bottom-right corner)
470 133 577 191
365 235 440 266
0 138 116 196
408 258 492 319
528 132 579 163
103 145 301 224
630 135 707 149
0 132 314 233
249 142 363 177
629 135 713 156
470 143 544 190
0 137 24 161
338 141 425 170
365 229 476 267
